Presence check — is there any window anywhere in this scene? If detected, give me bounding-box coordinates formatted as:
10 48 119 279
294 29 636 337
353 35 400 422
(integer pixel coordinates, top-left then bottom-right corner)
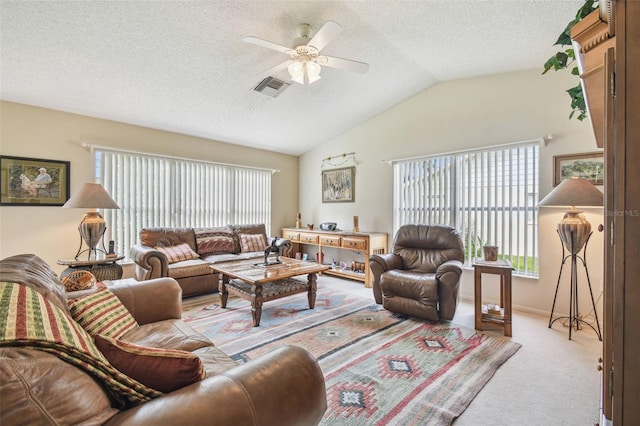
95 149 272 258
393 142 539 276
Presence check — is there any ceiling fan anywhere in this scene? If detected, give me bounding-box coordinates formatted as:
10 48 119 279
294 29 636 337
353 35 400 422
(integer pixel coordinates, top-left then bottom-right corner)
243 21 369 85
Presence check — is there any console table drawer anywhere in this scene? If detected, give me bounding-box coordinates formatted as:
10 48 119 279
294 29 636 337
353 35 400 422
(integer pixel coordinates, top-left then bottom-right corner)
342 237 367 250
319 235 341 246
283 230 300 241
300 233 319 244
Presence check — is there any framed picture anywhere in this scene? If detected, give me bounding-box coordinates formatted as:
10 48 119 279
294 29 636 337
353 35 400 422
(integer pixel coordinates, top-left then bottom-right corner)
322 167 355 203
0 155 71 206
553 152 604 186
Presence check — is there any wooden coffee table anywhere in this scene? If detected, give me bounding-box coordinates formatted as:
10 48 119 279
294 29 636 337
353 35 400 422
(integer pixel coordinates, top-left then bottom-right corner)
211 257 330 326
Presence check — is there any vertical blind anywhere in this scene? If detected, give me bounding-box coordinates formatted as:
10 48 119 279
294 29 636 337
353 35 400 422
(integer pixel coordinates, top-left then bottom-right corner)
393 142 539 276
96 149 271 258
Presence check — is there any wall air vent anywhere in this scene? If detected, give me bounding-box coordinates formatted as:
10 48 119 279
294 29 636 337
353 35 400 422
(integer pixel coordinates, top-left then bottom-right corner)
253 76 290 98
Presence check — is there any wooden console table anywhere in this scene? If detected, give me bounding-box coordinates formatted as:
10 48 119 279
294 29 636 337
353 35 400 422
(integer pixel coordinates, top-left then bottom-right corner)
282 228 387 288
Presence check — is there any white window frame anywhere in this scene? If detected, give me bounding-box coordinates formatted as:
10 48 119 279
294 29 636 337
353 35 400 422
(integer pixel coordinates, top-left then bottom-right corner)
94 148 272 258
392 141 539 276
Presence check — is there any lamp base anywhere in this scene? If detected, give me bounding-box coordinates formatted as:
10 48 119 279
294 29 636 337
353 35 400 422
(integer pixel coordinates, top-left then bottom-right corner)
74 211 107 260
557 209 591 254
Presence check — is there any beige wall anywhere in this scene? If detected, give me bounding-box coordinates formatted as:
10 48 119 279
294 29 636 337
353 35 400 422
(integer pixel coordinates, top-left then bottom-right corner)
299 69 604 317
1 68 605 318
0 101 299 274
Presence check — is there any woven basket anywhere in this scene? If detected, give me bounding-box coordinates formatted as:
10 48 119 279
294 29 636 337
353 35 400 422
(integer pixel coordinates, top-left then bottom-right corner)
62 270 97 292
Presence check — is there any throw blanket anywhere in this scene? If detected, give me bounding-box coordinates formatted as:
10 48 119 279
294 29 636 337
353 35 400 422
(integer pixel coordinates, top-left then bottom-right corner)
0 281 162 408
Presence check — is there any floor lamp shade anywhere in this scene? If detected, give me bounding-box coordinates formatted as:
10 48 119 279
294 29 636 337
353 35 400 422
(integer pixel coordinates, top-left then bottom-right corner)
63 183 119 259
538 177 603 254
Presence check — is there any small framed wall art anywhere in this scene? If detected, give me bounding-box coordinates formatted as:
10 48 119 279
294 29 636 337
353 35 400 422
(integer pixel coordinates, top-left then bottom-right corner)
0 155 71 206
322 166 355 203
553 151 604 186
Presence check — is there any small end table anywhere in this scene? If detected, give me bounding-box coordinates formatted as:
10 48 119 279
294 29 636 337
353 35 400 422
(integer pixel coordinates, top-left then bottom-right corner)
473 259 514 337
58 255 124 282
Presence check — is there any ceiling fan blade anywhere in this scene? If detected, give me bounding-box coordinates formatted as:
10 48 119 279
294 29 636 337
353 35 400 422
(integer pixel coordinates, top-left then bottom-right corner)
307 21 343 52
258 60 291 77
243 36 293 54
319 56 369 74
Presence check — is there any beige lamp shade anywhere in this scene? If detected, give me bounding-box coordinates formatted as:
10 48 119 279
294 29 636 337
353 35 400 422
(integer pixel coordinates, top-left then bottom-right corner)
63 183 119 259
538 177 603 254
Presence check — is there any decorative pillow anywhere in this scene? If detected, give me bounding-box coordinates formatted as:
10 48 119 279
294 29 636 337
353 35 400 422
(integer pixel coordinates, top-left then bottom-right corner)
195 228 235 256
155 243 200 264
239 233 267 253
67 287 138 339
94 334 206 393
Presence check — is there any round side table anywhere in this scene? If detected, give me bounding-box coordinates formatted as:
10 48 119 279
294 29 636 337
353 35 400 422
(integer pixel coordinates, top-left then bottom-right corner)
58 255 125 282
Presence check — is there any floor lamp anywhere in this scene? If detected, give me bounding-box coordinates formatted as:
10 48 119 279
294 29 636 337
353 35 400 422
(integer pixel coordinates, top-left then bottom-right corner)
62 182 120 260
538 177 603 341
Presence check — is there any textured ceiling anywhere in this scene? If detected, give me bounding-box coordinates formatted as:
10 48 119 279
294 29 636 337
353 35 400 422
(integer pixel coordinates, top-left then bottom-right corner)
0 1 584 156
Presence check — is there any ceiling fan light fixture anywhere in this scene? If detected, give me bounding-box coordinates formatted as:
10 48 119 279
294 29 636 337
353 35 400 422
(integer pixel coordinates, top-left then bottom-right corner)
287 61 305 84
307 61 321 82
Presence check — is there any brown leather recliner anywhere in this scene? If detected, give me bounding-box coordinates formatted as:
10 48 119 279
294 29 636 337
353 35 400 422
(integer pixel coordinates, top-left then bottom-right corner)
369 224 464 321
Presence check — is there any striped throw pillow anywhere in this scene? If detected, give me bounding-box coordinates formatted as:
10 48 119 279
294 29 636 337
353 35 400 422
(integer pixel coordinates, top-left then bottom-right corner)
94 334 206 393
68 287 138 339
155 243 199 264
239 233 267 253
195 228 235 256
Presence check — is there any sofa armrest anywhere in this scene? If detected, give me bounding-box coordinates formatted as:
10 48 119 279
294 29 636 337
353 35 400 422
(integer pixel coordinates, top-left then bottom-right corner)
105 345 327 426
110 278 183 325
369 253 403 304
436 260 463 321
130 244 168 280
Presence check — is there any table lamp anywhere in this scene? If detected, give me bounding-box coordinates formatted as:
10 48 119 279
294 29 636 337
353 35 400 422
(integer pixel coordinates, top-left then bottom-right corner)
63 182 119 260
538 176 603 340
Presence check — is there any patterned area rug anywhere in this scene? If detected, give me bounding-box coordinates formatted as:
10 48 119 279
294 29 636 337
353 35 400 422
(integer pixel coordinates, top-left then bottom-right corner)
182 287 521 425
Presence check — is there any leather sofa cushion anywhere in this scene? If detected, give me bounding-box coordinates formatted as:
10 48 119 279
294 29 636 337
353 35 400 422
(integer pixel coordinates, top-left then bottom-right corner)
120 319 213 353
0 254 68 312
380 270 439 321
0 348 119 425
168 259 214 279
94 335 206 393
193 346 241 377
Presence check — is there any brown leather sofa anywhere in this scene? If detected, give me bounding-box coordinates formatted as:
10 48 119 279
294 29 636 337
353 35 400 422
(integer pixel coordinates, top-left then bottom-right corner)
369 224 464 321
0 254 327 425
130 224 275 297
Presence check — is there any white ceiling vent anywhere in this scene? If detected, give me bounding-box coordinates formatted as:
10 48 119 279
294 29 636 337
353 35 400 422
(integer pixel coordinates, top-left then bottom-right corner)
253 76 290 98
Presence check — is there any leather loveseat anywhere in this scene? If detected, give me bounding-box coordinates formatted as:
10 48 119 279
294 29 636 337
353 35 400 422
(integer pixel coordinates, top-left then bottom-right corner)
0 254 327 425
130 224 281 297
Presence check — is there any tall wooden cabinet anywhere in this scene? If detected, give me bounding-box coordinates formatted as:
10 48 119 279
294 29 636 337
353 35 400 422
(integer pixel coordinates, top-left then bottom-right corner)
571 1 640 424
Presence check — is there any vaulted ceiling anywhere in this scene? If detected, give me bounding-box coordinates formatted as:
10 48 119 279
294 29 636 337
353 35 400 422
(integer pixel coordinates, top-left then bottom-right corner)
0 1 584 156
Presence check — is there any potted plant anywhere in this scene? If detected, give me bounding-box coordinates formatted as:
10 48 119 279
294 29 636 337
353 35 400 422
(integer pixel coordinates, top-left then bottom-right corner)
542 0 599 120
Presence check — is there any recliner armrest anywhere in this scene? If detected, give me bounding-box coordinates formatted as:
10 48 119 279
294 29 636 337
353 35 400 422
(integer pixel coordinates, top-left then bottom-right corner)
436 260 464 321
369 253 403 304
130 244 168 280
105 345 327 426
435 259 463 280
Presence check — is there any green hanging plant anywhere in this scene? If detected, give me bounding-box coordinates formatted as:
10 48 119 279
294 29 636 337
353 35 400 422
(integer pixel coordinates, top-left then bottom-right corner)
542 0 599 121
